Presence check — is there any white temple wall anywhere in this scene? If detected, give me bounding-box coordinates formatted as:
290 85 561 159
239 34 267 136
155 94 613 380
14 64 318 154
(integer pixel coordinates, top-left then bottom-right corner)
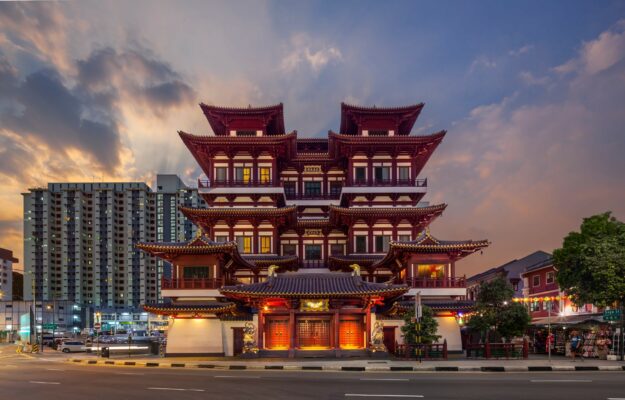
435 316 462 351
166 318 224 355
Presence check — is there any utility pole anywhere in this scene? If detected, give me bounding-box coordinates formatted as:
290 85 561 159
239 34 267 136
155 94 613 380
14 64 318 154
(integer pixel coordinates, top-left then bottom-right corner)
620 300 624 362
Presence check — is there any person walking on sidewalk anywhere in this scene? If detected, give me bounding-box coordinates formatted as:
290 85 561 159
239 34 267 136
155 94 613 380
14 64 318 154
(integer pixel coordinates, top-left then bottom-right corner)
569 330 583 361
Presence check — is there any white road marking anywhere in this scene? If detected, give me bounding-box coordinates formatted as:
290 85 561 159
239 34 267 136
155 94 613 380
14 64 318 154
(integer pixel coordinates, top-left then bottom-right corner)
115 372 145 375
531 380 592 383
360 379 410 382
30 381 61 385
147 387 204 392
45 368 65 371
345 395 424 398
607 398 625 400
214 375 261 379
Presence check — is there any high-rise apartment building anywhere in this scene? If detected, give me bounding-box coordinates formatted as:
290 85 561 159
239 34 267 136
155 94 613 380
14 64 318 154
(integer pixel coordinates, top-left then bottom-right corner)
0 248 17 301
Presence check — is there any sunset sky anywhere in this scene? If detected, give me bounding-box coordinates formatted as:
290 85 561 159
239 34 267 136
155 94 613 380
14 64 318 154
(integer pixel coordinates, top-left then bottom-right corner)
1 1 625 276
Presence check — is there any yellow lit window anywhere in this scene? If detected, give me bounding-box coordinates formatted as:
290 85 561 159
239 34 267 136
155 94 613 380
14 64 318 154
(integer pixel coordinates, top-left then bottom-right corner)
259 167 271 183
237 236 253 253
260 236 271 254
416 264 445 279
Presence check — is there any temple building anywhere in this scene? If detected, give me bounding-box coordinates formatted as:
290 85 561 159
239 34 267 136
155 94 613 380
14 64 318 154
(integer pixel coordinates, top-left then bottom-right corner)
137 102 489 357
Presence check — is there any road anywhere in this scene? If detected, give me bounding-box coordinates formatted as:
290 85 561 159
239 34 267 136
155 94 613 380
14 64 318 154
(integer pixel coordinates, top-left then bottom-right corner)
1 349 625 399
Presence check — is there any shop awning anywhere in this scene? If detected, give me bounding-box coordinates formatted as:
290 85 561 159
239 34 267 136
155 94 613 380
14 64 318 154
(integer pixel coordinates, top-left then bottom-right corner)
531 313 605 326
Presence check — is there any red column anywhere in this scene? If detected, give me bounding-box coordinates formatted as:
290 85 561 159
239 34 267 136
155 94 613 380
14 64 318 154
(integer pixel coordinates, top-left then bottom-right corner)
228 157 234 184
365 306 372 349
289 309 295 358
367 157 373 185
391 156 397 185
273 226 279 254
334 309 340 354
252 223 259 254
368 223 374 254
258 309 264 349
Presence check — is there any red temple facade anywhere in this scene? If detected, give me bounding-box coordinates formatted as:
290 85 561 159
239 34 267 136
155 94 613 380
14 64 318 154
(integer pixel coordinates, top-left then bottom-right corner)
137 102 489 357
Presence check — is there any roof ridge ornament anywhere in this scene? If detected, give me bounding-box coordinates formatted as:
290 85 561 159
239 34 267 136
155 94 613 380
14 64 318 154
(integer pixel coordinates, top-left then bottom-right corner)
350 263 361 276
267 264 279 277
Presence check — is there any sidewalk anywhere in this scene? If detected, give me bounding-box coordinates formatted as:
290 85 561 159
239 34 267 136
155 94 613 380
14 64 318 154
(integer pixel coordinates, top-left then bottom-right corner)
64 352 625 372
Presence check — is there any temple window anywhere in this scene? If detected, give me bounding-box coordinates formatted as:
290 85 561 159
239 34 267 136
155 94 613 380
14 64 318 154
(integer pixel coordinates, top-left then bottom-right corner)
260 236 272 254
304 244 322 260
398 234 411 242
330 244 344 256
329 182 342 196
374 235 390 252
235 130 256 137
283 182 296 197
398 166 410 181
354 167 366 183
533 275 540 287
546 271 555 284
236 235 253 253
183 266 210 279
215 235 229 243
368 130 389 136
234 167 251 183
374 166 390 183
282 244 297 256
304 181 321 197
259 167 271 183
355 235 367 253
416 264 445 279
215 167 227 182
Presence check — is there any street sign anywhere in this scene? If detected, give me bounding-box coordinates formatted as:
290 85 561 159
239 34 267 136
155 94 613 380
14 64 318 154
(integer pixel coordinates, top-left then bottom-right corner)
42 323 57 330
415 291 422 320
603 309 622 321
94 322 101 330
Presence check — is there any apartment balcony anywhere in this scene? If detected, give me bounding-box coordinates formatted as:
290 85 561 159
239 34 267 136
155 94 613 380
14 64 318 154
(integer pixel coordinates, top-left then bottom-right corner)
528 282 559 295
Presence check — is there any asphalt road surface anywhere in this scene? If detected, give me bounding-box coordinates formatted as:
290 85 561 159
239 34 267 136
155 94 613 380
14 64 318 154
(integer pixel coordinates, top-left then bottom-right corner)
1 351 625 400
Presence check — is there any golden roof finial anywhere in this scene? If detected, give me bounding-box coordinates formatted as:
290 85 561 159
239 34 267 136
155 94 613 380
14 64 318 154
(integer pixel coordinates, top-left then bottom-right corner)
350 263 361 276
195 226 204 239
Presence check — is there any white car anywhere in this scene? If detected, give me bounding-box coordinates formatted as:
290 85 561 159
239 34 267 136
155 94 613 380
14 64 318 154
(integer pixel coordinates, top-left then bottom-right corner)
58 341 86 353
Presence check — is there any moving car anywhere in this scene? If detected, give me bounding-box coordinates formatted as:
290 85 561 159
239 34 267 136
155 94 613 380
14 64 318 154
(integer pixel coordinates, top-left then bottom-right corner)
58 341 85 353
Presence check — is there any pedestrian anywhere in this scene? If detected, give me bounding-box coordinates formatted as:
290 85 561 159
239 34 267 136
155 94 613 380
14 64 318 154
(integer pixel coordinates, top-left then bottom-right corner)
569 330 583 361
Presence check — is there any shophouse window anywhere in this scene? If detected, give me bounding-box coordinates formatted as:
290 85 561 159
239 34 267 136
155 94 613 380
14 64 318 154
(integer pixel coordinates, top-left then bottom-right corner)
375 235 390 252
282 244 297 256
260 236 272 254
354 167 366 183
546 271 555 284
236 236 253 253
259 167 271 183
533 275 540 287
215 167 227 182
355 235 367 253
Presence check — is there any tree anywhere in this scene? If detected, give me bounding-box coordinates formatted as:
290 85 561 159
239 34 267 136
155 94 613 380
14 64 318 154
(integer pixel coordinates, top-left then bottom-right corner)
467 276 530 341
553 212 625 359
401 306 440 344
553 212 625 306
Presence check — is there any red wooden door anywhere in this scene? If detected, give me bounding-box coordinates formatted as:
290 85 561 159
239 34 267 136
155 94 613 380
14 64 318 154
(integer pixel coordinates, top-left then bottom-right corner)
383 326 396 354
265 317 290 350
232 327 244 356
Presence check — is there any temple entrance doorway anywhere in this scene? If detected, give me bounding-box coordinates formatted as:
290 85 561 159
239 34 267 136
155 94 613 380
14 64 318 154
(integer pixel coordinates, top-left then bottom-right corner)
297 316 331 349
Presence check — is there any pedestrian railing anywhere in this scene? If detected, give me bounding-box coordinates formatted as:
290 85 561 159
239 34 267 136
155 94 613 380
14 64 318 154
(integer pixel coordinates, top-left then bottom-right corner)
395 341 448 360
466 340 529 359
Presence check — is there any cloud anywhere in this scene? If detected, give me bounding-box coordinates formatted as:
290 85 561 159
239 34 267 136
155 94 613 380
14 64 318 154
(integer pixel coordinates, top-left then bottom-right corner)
429 20 625 276
280 33 343 73
469 56 497 72
509 44 534 57
518 71 550 86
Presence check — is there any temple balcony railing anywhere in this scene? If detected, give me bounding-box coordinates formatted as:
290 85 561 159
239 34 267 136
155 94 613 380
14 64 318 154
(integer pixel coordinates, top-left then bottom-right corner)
301 260 327 269
401 276 466 289
161 277 225 290
348 178 427 187
284 192 341 200
198 179 279 188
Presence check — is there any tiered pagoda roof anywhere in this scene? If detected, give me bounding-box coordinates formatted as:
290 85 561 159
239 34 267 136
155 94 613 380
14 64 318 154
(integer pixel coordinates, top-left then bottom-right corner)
339 103 425 135
200 103 285 135
329 204 446 227
179 205 298 229
372 230 490 271
220 272 408 299
143 301 238 316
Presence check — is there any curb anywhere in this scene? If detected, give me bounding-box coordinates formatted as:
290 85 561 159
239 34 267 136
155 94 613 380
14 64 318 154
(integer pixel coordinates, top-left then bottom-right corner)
67 359 625 372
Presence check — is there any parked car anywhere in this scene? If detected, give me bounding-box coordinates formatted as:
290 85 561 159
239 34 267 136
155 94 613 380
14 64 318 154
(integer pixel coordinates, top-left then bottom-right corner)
58 341 85 353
